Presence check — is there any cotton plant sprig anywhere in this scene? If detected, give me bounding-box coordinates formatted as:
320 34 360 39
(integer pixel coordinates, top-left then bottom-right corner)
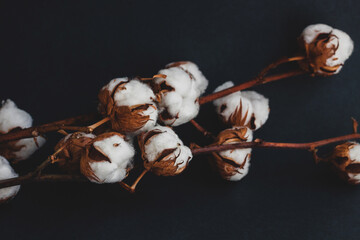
0 23 357 202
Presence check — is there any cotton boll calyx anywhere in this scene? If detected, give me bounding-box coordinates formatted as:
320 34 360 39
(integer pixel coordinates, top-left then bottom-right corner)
327 142 360 185
153 61 208 126
138 125 193 176
0 99 46 161
98 78 158 135
210 127 253 181
54 132 95 174
80 132 135 183
0 156 20 203
213 82 269 130
299 23 354 76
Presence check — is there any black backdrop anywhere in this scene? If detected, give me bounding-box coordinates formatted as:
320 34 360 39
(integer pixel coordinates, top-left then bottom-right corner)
1 0 360 239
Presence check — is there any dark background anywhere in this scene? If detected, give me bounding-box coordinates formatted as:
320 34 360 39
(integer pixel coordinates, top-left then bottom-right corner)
1 0 360 239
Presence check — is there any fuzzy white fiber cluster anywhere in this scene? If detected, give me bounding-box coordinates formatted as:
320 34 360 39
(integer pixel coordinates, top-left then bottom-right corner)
0 99 46 161
155 62 209 126
302 24 354 74
89 134 135 183
144 125 192 169
348 142 360 184
113 78 158 134
220 127 253 181
213 81 269 130
0 156 20 201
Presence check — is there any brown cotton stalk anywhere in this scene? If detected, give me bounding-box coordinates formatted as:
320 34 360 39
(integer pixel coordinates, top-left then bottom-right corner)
192 133 360 155
0 113 99 144
119 169 149 193
189 119 214 139
199 56 306 105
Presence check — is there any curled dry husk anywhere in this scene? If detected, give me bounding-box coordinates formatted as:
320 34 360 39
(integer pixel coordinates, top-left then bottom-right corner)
54 132 95 173
80 132 134 183
327 142 360 185
98 78 158 135
138 125 193 176
210 127 253 181
298 24 354 76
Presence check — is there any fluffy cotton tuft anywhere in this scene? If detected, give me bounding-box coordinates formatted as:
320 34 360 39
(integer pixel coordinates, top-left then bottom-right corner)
0 156 20 202
138 125 193 176
98 78 158 135
81 133 135 183
154 61 208 126
0 99 46 161
218 127 253 181
300 24 354 75
0 99 33 133
213 81 269 130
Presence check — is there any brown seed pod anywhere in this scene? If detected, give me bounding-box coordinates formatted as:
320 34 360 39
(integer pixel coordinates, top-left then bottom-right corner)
80 132 134 183
298 24 353 76
209 127 253 181
98 78 158 135
138 125 193 176
327 142 360 185
54 132 95 174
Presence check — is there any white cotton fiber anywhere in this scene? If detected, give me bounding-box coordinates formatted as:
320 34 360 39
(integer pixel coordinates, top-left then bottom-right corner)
113 79 157 107
0 99 32 133
0 156 20 202
219 127 253 181
143 125 192 170
0 99 46 161
155 61 208 126
213 81 269 130
89 134 135 183
301 24 354 74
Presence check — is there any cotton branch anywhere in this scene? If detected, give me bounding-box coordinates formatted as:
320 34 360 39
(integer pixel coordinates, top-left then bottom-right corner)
0 113 99 144
192 133 360 155
199 56 306 105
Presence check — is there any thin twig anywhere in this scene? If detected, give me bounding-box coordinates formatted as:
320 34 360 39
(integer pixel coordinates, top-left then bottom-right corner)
0 113 99 144
192 133 360 155
199 68 306 105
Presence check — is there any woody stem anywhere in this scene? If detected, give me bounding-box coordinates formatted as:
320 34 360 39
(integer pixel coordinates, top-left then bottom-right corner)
189 120 214 139
0 113 100 144
119 169 149 193
192 133 360 155
199 56 306 105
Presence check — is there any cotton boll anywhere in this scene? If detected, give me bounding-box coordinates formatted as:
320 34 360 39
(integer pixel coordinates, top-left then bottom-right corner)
213 82 254 129
240 91 270 130
0 99 46 161
138 125 193 176
299 23 354 76
13 136 46 161
210 127 253 181
0 156 20 203
153 61 207 126
166 61 209 95
98 78 158 135
327 142 360 184
0 99 32 133
80 132 134 183
54 132 95 173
